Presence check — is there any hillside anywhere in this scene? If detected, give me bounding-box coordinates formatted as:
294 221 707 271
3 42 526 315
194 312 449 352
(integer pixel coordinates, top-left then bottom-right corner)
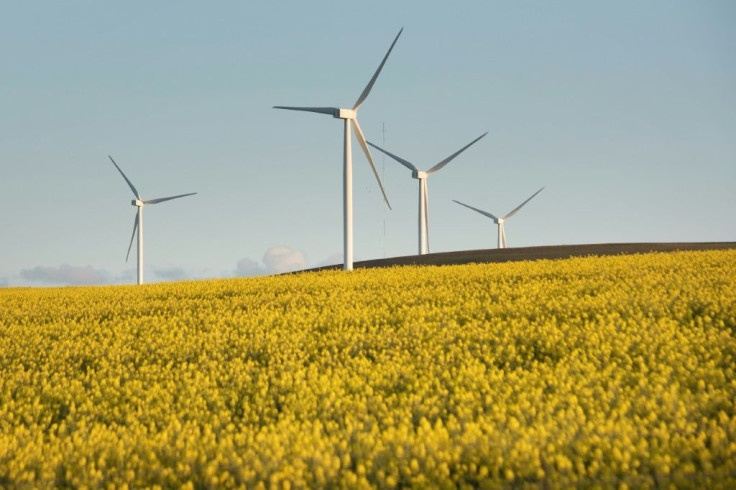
308 241 736 271
1 249 735 487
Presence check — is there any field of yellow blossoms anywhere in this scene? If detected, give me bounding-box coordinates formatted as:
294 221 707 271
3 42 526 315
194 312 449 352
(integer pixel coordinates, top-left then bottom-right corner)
1 249 735 488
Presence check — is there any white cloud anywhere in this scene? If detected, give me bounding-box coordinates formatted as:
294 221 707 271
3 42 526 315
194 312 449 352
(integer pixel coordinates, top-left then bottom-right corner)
235 246 308 277
15 265 197 287
315 253 343 268
263 246 307 274
112 269 137 285
234 258 265 277
152 266 190 282
20 264 110 286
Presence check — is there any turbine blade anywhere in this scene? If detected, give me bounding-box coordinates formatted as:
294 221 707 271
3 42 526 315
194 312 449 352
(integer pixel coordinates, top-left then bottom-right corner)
426 132 488 174
452 199 499 222
143 192 197 205
272 106 338 116
126 213 138 262
108 155 140 200
503 186 545 220
352 118 391 209
424 179 430 253
367 141 418 172
353 28 403 111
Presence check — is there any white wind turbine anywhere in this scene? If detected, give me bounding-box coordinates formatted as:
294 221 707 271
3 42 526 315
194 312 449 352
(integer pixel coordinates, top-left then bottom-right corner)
453 187 545 249
108 156 196 285
368 132 487 255
274 28 403 271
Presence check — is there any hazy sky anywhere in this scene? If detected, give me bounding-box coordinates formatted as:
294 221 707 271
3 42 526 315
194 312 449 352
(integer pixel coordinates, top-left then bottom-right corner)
1 1 734 286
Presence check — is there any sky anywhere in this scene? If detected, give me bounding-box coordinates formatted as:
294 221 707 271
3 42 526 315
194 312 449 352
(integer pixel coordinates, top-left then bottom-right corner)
1 1 734 287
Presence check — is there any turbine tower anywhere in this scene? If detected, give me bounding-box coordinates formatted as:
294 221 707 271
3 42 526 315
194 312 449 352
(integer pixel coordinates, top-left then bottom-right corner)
368 132 487 255
274 28 403 271
453 187 545 249
108 156 196 285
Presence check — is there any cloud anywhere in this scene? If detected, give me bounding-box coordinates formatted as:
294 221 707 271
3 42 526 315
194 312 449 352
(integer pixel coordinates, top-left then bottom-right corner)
20 264 110 286
315 253 343 268
113 269 137 285
152 266 190 282
110 267 201 284
235 246 308 277
263 246 307 274
234 258 265 277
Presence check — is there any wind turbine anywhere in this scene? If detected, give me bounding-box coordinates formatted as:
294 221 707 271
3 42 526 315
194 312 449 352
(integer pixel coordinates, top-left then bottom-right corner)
368 132 487 255
453 187 545 249
274 28 403 271
108 155 196 285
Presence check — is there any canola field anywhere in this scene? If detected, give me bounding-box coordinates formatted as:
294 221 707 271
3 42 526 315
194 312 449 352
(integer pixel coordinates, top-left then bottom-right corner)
1 250 735 488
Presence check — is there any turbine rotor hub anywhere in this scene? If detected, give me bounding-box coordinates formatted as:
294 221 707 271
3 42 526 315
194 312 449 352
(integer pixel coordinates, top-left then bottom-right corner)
335 108 356 120
132 200 144 207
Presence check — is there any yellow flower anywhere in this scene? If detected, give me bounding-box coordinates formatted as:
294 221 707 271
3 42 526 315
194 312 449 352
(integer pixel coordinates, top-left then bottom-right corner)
0 250 734 487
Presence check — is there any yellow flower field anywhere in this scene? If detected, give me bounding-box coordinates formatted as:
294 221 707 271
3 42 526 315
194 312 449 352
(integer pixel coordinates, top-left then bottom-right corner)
1 250 735 488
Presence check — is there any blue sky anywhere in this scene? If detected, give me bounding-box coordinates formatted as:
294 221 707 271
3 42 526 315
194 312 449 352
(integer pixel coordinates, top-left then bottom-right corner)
1 1 734 286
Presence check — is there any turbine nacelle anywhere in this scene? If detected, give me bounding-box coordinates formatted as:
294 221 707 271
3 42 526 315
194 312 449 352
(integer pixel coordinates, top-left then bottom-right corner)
336 108 356 120
453 187 545 249
274 28 403 270
108 155 196 284
367 132 488 256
